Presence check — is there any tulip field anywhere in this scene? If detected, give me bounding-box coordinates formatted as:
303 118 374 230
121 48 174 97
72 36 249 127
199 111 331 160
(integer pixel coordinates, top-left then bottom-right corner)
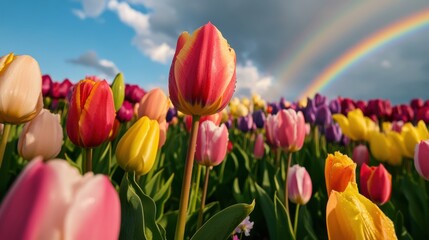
1 23 429 240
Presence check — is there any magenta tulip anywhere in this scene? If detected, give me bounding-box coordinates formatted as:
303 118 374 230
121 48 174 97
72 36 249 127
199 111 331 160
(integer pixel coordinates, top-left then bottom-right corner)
360 163 392 205
195 120 229 167
0 157 120 239
352 144 370 166
287 164 312 205
415 140 429 180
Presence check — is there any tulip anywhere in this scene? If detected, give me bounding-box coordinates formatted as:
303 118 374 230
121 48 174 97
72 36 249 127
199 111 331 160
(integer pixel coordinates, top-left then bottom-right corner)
265 114 280 149
0 53 43 124
252 110 266 129
169 22 236 116
276 109 306 152
116 116 160 176
117 100 134 122
414 140 429 180
368 131 403 166
333 109 377 141
339 97 355 115
391 104 414 122
111 73 125 111
138 88 170 123
416 106 429 124
0 157 120 240
287 164 312 205
365 99 392 120
313 93 327 107
401 121 429 158
328 99 341 114
326 183 396 240
125 84 145 104
166 107 177 123
42 74 53 97
359 163 392 205
237 115 254 133
352 144 369 166
315 105 332 126
66 78 116 148
325 123 342 143
253 133 265 159
18 109 63 160
184 112 222 132
325 152 356 196
195 120 229 167
51 79 73 99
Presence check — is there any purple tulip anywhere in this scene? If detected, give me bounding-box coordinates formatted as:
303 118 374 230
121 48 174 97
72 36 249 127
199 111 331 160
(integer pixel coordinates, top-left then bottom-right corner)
166 107 177 123
313 93 327 107
238 115 254 133
328 99 341 114
325 123 342 143
315 105 332 126
252 110 266 129
0 157 120 240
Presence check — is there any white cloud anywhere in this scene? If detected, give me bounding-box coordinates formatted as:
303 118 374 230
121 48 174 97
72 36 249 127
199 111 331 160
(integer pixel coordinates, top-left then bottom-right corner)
107 0 174 63
236 61 273 98
68 51 120 78
73 0 106 19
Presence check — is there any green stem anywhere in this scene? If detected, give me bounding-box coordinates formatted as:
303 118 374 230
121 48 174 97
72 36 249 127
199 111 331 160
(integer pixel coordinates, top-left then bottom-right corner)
190 164 202 213
293 204 301 237
284 152 292 210
313 126 320 158
0 124 11 168
83 148 93 173
175 115 200 240
197 166 210 228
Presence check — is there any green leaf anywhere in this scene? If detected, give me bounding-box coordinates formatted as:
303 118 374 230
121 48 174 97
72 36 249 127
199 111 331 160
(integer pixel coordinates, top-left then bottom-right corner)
191 200 255 240
253 183 277 239
274 194 294 240
119 172 165 240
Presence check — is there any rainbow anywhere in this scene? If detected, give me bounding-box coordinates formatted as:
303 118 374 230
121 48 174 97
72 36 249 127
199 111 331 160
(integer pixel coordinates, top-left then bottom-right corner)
298 8 429 100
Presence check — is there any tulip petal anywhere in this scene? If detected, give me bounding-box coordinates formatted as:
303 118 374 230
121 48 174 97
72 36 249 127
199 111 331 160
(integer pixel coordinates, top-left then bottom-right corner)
64 175 120 240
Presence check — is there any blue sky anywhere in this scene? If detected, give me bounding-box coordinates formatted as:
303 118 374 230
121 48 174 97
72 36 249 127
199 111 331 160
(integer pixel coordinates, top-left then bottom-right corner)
1 0 429 104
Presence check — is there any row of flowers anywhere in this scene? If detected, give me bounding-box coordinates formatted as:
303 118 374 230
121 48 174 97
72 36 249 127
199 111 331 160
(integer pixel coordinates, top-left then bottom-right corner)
1 22 429 239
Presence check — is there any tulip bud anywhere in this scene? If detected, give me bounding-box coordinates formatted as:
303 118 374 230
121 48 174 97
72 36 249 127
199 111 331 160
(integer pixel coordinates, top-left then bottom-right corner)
276 109 306 152
287 164 312 205
0 157 120 240
237 115 254 133
169 22 236 116
111 73 125 111
138 88 170 123
116 116 160 176
125 84 145 104
325 152 357 196
195 120 229 167
42 74 53 97
415 140 429 181
352 144 369 166
117 101 134 122
359 163 392 205
18 109 63 160
253 133 265 159
0 53 43 124
66 78 116 148
252 110 266 129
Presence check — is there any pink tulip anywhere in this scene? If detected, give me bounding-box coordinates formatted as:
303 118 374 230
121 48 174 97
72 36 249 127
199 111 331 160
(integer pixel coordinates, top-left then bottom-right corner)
277 109 306 152
360 163 392 205
0 158 120 240
415 140 429 180
195 120 229 167
287 164 312 205
352 144 370 166
253 133 265 159
265 114 280 149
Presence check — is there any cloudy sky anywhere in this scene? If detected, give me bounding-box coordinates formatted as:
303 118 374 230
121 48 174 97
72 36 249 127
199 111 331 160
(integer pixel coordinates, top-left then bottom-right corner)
1 0 428 104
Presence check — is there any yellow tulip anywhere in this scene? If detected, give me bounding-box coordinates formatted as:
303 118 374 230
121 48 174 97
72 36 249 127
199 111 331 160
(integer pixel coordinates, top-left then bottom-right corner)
0 53 43 124
368 131 403 166
333 109 377 141
326 183 397 240
401 121 429 158
325 152 357 196
115 116 160 176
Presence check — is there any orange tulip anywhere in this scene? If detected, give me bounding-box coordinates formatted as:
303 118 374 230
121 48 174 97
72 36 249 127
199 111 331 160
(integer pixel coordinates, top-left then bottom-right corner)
325 152 357 196
168 22 236 116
